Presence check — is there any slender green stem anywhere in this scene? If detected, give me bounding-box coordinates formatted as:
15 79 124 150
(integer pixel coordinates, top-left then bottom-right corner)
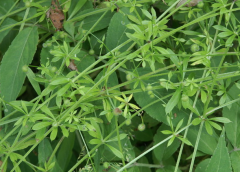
189 121 204 172
68 95 172 171
47 136 65 167
0 0 19 27
174 70 207 172
10 128 53 172
189 13 226 172
115 115 126 171
19 0 32 32
0 12 42 33
117 123 193 172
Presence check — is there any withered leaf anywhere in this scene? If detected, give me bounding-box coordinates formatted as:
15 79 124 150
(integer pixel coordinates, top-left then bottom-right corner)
176 0 203 7
68 60 78 71
49 0 65 31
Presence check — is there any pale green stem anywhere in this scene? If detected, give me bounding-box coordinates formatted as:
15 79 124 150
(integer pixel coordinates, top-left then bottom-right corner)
19 0 32 32
189 121 204 172
10 128 53 172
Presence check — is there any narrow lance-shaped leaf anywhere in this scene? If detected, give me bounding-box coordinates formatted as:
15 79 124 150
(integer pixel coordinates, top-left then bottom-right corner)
0 26 38 102
165 87 181 114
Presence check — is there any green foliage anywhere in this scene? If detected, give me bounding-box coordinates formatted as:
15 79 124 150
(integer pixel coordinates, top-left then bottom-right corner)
1 0 240 171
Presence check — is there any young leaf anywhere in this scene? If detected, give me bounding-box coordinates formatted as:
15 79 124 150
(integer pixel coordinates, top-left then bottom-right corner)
68 0 87 20
141 9 152 20
213 25 230 32
161 130 173 135
106 7 133 52
41 105 55 120
209 117 231 123
167 136 175 147
165 87 181 114
105 144 123 159
205 121 213 135
57 83 71 97
50 77 70 85
50 127 58 141
192 118 202 125
32 122 52 130
178 137 192 146
201 90 207 103
0 18 17 43
175 119 184 132
208 121 222 130
89 139 102 145
60 126 69 137
106 134 128 142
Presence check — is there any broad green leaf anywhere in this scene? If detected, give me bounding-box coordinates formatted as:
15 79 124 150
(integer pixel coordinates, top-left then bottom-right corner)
68 0 88 20
32 122 52 130
205 129 232 172
134 148 151 172
106 7 133 52
153 124 180 161
38 139 63 172
156 166 182 172
90 29 106 54
223 83 240 147
187 125 218 155
0 18 17 43
231 151 240 172
106 144 123 159
57 133 75 171
38 139 53 166
0 0 14 17
74 50 95 72
82 11 114 33
64 21 75 37
132 68 186 126
195 159 210 172
0 26 38 102
165 87 181 114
